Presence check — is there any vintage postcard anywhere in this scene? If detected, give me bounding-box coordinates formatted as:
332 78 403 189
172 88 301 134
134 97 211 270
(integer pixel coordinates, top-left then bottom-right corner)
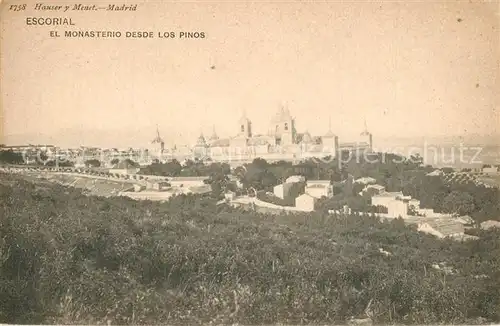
0 0 499 324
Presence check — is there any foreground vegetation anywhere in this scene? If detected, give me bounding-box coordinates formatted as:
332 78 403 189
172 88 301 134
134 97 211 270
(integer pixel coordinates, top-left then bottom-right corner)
1 173 500 324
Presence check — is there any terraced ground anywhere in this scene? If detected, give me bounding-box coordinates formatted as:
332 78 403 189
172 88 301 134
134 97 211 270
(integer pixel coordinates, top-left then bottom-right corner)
476 175 500 188
1 172 500 325
441 172 500 188
33 173 134 196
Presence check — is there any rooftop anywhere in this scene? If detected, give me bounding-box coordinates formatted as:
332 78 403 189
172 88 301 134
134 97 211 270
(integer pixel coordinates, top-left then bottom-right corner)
307 184 328 188
426 170 444 176
307 180 331 184
170 176 208 181
367 184 385 190
372 191 403 198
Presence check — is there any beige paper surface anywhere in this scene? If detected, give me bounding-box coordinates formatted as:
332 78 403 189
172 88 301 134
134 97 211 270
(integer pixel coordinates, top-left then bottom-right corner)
0 0 498 158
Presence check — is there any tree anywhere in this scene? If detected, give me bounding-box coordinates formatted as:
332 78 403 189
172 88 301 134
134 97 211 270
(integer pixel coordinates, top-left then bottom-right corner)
0 150 24 164
240 165 278 192
441 167 454 174
442 191 475 216
138 159 182 176
208 162 231 175
204 171 230 199
123 158 139 168
252 158 268 169
85 159 101 168
352 183 365 196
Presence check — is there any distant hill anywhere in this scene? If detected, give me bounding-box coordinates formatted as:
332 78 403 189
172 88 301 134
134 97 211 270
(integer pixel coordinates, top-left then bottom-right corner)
375 133 500 148
3 126 186 148
4 130 499 153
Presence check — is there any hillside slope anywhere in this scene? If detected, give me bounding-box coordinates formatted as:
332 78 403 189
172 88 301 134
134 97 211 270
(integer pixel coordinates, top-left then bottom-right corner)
0 173 499 324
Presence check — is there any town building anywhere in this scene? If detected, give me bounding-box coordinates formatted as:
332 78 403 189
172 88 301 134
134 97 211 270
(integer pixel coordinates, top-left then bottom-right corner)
286 175 306 183
371 191 404 208
145 181 170 191
362 184 385 195
354 177 377 185
273 182 294 199
133 184 146 192
386 199 409 218
371 191 417 218
295 193 318 212
306 179 331 187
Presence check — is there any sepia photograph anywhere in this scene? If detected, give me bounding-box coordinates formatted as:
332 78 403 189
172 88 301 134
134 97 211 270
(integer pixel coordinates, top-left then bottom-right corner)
0 0 499 324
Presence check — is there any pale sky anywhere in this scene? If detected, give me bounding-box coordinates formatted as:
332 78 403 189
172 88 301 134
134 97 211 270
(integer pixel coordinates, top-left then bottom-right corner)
1 0 499 148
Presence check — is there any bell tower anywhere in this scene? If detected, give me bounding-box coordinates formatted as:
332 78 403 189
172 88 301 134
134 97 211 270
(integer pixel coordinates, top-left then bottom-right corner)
151 124 165 153
322 117 339 156
360 119 373 150
271 103 296 146
238 109 252 138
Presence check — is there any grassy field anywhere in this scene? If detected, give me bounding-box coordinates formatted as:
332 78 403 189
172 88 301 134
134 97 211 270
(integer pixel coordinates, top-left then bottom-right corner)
33 172 134 196
1 172 499 324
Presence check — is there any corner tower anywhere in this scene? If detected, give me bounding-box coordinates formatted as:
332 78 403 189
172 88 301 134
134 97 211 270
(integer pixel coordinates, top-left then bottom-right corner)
270 104 296 146
238 109 252 138
360 119 373 150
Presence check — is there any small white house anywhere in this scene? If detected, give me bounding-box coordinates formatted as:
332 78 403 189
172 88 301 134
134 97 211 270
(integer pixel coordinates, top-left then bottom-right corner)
146 181 170 191
482 166 499 174
354 177 376 185
133 184 146 192
306 179 331 187
295 193 317 212
363 184 385 195
387 199 409 218
371 192 403 208
273 182 294 199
